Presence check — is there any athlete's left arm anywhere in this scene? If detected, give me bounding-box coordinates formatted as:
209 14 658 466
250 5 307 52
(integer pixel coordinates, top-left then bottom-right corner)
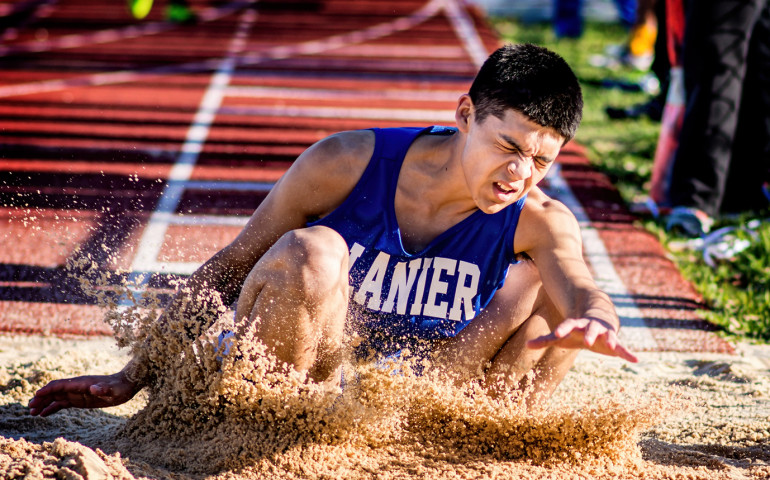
516 196 638 363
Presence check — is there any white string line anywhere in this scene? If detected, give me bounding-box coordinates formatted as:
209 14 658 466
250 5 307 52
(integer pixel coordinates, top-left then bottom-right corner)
129 8 258 275
0 0 444 100
0 60 223 99
443 0 658 349
0 0 257 57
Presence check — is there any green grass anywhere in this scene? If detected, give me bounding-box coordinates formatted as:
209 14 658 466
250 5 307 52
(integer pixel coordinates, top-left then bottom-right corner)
492 18 770 342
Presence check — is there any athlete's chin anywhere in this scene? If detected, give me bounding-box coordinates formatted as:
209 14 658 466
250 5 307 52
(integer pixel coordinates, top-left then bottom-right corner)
478 198 519 214
474 187 527 213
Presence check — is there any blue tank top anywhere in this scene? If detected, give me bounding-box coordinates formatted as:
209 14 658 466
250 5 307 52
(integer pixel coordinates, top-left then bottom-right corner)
309 126 526 354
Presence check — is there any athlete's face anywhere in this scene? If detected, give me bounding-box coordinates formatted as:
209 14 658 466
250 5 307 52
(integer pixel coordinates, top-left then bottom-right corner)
455 96 564 214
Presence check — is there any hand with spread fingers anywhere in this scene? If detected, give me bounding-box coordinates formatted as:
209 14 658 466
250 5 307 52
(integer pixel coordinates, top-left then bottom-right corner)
527 317 639 363
28 372 139 417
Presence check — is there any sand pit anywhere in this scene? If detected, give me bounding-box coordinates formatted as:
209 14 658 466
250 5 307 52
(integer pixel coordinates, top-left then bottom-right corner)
2 332 769 480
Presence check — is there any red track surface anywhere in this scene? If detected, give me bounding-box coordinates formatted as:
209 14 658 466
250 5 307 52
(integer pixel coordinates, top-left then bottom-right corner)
0 0 731 352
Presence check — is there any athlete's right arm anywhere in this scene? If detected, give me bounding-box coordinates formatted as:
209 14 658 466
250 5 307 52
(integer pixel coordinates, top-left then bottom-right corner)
174 129 375 317
29 130 376 415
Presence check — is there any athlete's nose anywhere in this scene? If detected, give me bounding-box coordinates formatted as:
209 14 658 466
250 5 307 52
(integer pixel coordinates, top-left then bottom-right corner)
507 154 532 180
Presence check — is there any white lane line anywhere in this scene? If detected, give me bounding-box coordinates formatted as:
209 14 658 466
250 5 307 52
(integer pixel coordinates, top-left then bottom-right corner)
129 8 257 274
219 105 456 122
225 85 461 102
151 212 251 226
442 0 490 68
139 213 252 275
547 165 659 350
183 180 274 192
0 68 170 99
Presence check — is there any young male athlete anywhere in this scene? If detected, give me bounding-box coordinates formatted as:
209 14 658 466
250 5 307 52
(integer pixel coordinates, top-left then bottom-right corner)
29 43 637 417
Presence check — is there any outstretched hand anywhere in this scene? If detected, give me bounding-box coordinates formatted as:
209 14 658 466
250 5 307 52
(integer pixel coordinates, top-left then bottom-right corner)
527 317 638 363
28 372 139 417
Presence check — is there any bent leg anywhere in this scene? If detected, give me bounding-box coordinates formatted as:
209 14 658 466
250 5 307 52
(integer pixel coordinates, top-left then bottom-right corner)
233 226 350 382
434 259 578 407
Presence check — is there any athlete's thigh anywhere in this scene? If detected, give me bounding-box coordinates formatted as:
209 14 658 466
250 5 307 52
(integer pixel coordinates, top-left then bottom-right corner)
434 259 544 373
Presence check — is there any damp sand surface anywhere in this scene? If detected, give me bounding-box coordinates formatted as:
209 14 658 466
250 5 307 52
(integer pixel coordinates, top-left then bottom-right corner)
2 333 770 480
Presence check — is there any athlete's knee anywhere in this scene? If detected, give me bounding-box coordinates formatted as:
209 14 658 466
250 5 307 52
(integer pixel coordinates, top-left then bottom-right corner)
270 226 350 299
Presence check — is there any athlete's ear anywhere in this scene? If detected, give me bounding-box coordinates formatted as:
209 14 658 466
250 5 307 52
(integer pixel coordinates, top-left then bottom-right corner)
455 94 474 133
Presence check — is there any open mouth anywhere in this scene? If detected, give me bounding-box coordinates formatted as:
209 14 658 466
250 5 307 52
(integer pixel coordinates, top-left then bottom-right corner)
495 182 514 193
493 182 517 198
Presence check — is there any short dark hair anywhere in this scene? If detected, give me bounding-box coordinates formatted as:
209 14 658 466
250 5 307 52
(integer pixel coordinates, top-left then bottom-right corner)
469 43 583 142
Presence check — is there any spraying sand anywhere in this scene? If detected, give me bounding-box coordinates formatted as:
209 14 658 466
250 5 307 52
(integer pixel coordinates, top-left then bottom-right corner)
2 329 769 479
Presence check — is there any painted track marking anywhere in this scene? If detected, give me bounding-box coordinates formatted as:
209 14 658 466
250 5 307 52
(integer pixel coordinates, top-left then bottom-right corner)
443 0 490 68
129 8 257 275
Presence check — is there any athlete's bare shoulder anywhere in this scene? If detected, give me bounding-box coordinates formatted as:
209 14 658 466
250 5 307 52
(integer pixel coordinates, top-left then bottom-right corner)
268 129 376 219
514 186 581 256
522 185 571 215
302 129 375 173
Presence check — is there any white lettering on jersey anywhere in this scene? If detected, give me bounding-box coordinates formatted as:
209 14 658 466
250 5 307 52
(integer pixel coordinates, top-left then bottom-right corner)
448 261 480 321
410 258 433 315
348 242 365 270
353 251 390 310
423 257 457 319
348 247 481 321
381 258 422 315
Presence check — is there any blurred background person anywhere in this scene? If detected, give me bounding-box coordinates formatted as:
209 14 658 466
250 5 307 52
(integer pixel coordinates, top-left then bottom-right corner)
664 0 770 237
554 0 639 38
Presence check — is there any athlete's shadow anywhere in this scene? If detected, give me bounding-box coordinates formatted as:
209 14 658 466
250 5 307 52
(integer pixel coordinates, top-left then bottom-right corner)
0 401 127 445
641 437 770 472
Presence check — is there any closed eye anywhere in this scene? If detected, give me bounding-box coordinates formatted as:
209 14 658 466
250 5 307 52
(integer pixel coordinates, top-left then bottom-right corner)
498 143 518 154
500 143 548 167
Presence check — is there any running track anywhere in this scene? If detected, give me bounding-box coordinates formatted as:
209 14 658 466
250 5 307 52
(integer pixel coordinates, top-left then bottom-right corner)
0 0 731 353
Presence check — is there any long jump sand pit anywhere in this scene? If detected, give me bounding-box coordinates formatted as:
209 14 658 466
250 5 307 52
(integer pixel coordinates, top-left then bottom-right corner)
1 330 769 479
